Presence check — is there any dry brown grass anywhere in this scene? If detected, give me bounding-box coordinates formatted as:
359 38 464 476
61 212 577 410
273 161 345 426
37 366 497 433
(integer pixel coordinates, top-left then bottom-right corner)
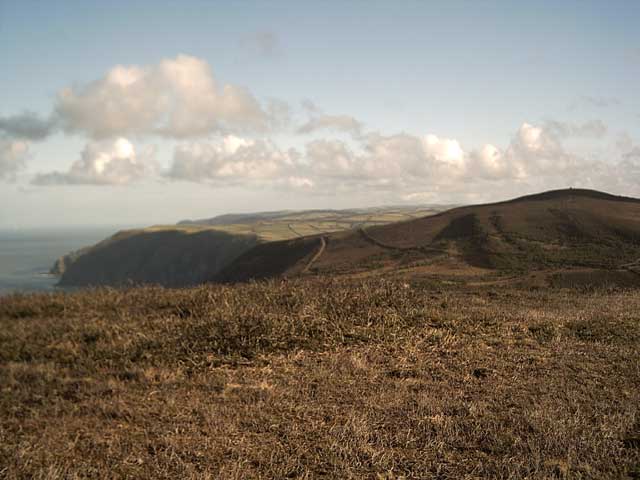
1 278 639 479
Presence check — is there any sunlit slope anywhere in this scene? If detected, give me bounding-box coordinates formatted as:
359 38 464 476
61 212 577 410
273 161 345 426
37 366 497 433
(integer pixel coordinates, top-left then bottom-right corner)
218 189 640 282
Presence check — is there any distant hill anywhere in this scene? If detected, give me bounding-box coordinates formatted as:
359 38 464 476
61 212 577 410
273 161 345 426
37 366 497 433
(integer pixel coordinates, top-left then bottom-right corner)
54 205 446 287
176 205 449 240
217 189 640 283
178 211 296 227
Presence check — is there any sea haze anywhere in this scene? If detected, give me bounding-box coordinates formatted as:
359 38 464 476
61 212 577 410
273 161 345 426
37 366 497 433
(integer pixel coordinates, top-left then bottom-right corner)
0 227 120 296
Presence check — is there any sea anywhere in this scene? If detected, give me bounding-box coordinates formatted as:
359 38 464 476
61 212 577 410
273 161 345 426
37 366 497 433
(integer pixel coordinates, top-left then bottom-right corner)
0 227 120 297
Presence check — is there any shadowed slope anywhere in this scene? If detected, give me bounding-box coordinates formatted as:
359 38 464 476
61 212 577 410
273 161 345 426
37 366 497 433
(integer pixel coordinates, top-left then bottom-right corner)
217 235 322 283
59 229 259 287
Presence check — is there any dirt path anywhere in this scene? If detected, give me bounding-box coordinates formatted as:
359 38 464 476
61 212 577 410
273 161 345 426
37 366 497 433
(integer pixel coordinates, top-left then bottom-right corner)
302 236 327 273
287 223 304 237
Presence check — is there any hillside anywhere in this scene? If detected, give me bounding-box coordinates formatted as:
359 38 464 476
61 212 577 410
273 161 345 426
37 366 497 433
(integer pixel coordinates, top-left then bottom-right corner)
54 205 444 287
1 277 639 478
218 189 640 283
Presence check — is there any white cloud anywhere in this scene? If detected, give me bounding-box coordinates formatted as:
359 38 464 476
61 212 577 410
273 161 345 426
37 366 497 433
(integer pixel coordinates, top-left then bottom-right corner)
506 122 577 175
423 134 466 173
466 122 587 181
361 134 428 180
306 139 359 177
167 136 299 184
0 140 29 181
55 55 275 139
306 133 467 185
33 138 155 185
301 121 604 192
467 144 512 179
518 123 545 151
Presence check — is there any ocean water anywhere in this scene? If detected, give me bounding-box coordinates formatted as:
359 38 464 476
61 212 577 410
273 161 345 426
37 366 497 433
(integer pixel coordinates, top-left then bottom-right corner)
0 227 119 296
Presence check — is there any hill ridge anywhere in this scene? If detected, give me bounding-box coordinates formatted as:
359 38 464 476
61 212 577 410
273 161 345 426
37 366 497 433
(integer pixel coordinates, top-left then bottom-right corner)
217 188 640 283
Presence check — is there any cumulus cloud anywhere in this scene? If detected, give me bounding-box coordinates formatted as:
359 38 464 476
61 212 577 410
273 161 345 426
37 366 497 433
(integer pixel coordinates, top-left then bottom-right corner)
0 112 57 141
0 139 29 181
0 48 629 202
304 135 427 185
28 116 614 197
362 134 432 180
467 144 514 180
301 120 600 193
303 132 467 190
167 136 300 184
306 139 359 177
468 122 591 181
423 134 466 171
54 55 276 139
508 122 581 174
33 138 155 185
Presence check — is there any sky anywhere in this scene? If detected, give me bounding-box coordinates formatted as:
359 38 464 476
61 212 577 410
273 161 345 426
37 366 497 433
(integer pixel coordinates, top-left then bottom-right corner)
0 0 639 228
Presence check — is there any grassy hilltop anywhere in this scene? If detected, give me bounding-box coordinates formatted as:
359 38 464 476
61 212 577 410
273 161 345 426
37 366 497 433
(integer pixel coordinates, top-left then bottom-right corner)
1 277 640 479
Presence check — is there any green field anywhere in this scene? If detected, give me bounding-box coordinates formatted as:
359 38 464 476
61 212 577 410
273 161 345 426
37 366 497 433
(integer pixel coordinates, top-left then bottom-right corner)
152 206 448 242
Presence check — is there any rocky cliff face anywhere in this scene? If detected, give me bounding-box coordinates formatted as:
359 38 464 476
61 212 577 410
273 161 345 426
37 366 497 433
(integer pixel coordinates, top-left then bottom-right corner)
50 247 91 276
56 228 259 287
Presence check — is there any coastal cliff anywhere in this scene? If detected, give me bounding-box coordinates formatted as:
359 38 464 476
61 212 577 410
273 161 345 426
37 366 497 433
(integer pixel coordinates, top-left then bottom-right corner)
56 228 258 287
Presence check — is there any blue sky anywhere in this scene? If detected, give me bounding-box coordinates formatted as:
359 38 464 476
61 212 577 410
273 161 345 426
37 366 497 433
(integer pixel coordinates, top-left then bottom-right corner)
0 1 639 227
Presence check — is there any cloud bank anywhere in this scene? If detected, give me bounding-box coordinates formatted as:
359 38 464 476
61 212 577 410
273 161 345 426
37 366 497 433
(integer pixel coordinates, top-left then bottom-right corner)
0 54 635 202
162 120 637 200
